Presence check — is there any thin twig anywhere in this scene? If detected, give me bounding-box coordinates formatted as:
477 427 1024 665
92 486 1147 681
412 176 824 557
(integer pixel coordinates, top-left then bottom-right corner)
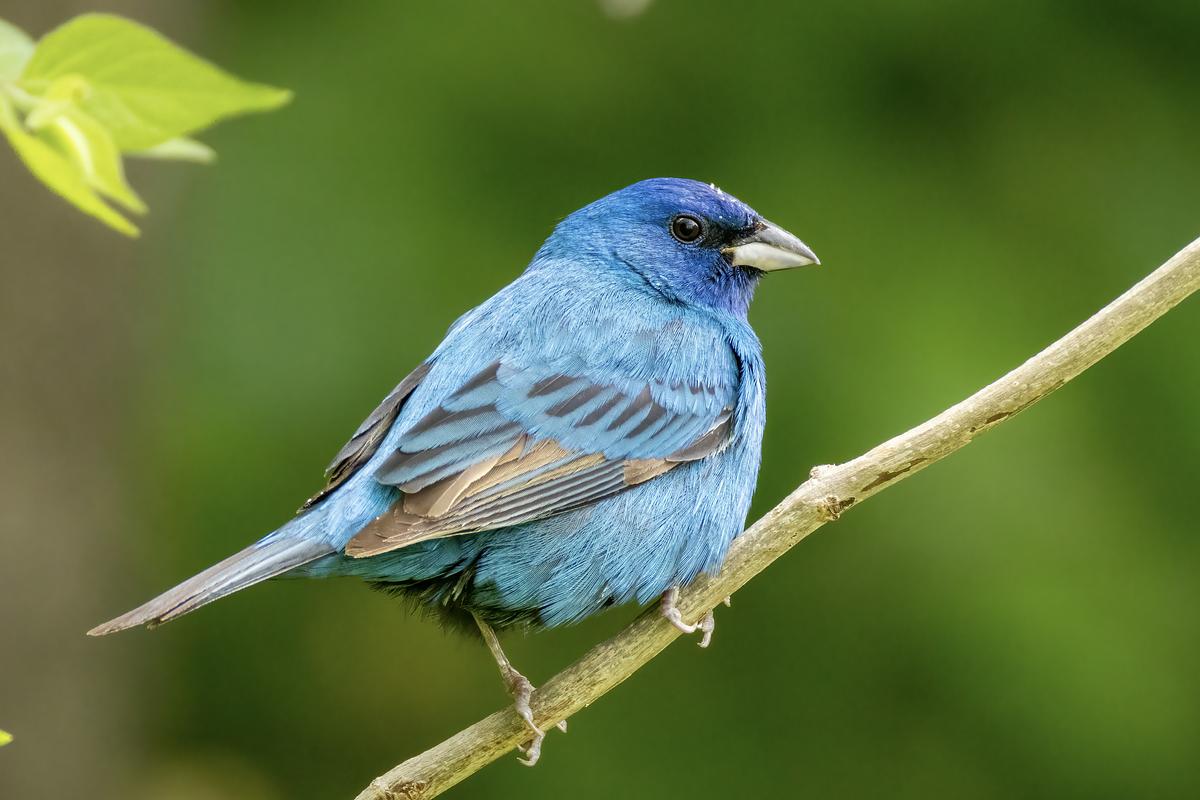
356 235 1200 800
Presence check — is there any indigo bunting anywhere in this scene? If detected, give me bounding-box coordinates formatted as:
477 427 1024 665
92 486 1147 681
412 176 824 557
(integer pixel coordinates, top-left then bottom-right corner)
91 178 818 763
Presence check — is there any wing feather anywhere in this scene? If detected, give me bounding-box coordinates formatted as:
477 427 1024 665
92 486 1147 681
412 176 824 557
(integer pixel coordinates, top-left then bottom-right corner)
301 362 431 509
345 360 736 558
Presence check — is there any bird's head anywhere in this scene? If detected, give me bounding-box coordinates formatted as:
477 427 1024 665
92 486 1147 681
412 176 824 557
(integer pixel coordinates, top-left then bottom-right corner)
536 177 818 317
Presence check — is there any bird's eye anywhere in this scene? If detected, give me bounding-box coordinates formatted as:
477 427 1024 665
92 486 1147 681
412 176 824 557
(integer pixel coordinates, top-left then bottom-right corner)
670 214 703 243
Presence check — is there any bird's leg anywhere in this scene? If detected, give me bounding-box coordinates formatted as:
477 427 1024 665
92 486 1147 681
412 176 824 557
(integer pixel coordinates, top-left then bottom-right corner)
472 613 565 767
660 586 717 648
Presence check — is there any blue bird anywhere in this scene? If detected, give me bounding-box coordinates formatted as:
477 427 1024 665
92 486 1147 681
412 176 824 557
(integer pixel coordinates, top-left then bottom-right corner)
90 178 818 763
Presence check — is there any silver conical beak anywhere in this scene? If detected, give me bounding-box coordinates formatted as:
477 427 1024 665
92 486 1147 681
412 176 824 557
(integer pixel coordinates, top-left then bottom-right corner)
722 220 819 272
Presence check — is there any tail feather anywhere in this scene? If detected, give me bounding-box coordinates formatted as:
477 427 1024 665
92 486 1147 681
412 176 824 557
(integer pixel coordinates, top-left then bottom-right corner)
88 537 334 636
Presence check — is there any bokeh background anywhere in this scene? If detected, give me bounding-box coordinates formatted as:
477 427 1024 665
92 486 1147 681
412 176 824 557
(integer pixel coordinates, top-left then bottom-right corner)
3 1 1199 798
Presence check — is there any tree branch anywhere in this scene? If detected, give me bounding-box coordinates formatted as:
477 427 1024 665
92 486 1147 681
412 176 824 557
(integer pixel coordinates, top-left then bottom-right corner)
357 235 1200 800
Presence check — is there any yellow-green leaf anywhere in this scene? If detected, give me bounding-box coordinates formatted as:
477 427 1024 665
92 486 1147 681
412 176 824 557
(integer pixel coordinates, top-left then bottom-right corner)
40 106 147 213
0 18 34 81
129 136 216 164
23 74 90 130
21 13 291 151
0 103 138 236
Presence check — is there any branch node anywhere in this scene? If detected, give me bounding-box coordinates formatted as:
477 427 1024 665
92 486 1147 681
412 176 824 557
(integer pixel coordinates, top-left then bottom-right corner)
369 777 427 800
808 463 837 481
815 494 855 521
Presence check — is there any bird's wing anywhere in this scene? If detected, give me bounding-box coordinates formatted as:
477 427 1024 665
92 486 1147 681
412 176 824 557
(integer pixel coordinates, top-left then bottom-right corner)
345 360 736 557
300 361 432 510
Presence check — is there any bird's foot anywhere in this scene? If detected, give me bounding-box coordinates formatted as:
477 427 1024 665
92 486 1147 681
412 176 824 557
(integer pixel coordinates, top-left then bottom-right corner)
475 613 567 767
503 666 545 766
501 665 568 766
660 586 718 648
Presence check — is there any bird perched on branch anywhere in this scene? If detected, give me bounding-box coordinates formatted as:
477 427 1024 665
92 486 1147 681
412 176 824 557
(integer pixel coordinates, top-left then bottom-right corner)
90 178 819 763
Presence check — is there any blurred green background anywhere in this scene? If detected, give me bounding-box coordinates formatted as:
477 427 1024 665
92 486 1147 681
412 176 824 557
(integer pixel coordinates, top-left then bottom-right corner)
2 1 1199 798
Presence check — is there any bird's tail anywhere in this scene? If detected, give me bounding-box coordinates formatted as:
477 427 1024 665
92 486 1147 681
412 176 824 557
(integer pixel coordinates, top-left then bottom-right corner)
88 535 334 636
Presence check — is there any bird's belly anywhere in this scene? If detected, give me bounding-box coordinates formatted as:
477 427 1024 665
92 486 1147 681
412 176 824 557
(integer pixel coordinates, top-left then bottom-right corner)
321 444 758 629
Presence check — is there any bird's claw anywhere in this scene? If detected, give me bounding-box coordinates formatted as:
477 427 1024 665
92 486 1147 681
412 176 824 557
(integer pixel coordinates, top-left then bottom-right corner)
696 610 715 648
504 668 541 734
502 665 566 767
516 734 544 767
475 613 567 766
503 667 545 766
661 587 718 648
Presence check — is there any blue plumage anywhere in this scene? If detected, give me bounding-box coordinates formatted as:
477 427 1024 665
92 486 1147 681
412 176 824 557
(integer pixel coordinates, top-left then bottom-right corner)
92 176 819 636
292 263 762 627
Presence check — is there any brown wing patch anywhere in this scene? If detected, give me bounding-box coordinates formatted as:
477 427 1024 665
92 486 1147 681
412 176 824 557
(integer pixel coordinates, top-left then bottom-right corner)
344 410 735 559
440 437 567 499
622 458 675 485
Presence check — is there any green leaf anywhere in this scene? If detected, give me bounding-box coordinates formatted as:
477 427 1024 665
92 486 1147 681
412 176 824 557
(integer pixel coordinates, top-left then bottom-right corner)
0 729 11 746
23 73 90 129
129 135 216 164
40 106 147 213
0 18 34 81
21 13 291 150
0 96 138 236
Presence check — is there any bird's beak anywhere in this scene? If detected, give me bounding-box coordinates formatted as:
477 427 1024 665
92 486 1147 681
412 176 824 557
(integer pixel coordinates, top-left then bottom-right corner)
722 220 820 272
